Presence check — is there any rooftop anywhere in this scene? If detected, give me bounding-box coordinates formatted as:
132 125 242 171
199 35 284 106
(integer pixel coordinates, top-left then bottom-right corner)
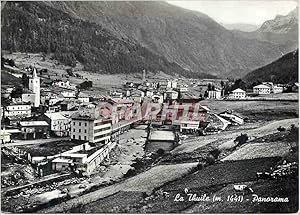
232 88 246 93
149 130 175 141
44 112 67 120
20 121 49 127
17 140 81 157
253 84 271 89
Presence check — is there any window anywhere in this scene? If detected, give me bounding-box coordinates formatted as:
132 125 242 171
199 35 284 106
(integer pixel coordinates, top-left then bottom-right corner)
85 122 87 126
79 129 81 133
84 136 87 140
73 122 75 126
78 135 81 140
73 129 75 132
85 129 87 133
73 135 75 139
79 122 81 126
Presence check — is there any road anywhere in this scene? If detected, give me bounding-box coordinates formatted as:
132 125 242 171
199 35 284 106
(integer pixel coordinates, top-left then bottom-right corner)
3 137 70 147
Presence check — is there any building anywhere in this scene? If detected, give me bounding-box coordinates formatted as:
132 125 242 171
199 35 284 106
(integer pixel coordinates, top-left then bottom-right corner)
164 90 179 100
78 92 90 103
152 94 164 103
70 109 112 144
230 88 246 99
28 68 40 107
273 86 284 94
179 120 200 133
253 84 271 95
4 103 31 118
21 90 36 105
19 121 49 139
0 129 11 144
167 80 178 89
43 112 70 137
146 129 178 153
208 88 222 99
53 80 76 90
61 91 76 100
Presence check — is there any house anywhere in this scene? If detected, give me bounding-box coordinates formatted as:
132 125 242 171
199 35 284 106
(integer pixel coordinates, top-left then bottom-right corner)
131 89 145 103
230 88 246 99
273 86 284 94
110 91 123 99
43 112 70 137
167 80 178 89
19 121 49 139
179 120 200 133
152 94 164 103
21 89 36 106
4 103 31 118
164 90 179 100
53 80 76 90
78 92 90 103
0 129 11 143
208 88 222 99
70 109 112 144
253 84 271 94
108 98 135 121
61 91 76 99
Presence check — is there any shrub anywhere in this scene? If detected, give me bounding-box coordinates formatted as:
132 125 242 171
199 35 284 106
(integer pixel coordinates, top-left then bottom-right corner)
277 126 286 132
157 148 165 155
210 148 221 159
206 154 215 165
124 168 136 178
235 133 248 146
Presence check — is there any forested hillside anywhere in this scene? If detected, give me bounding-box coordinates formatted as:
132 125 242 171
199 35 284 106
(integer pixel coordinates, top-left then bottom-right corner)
1 2 215 78
244 50 298 84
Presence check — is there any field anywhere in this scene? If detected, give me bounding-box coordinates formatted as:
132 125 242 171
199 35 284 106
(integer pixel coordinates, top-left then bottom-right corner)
200 100 298 122
68 157 289 213
172 118 298 154
222 142 293 161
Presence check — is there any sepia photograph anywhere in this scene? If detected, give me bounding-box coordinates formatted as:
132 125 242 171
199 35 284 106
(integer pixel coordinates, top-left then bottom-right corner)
0 0 299 213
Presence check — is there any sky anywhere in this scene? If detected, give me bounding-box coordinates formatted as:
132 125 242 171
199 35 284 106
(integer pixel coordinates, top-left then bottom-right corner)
167 1 298 25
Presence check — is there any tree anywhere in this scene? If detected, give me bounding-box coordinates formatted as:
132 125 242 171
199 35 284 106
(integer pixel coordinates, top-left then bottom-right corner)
204 90 208 98
157 148 165 155
22 74 29 88
207 83 212 91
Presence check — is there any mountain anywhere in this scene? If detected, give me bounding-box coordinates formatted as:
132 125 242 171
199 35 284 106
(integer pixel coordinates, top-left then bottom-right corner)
2 1 286 78
42 1 286 78
2 1 217 79
221 23 260 32
234 8 298 53
244 50 298 84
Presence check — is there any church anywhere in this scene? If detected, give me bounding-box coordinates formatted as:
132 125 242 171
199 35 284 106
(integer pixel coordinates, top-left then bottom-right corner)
22 68 40 107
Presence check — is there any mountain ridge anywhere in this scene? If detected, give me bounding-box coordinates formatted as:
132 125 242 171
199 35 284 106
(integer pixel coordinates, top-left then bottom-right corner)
244 49 298 84
1 1 294 78
28 1 286 78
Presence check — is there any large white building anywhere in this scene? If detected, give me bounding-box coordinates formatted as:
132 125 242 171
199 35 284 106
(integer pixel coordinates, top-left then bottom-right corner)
230 88 246 99
43 112 70 137
208 89 222 99
4 103 31 117
28 68 40 107
253 84 271 94
70 109 112 144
